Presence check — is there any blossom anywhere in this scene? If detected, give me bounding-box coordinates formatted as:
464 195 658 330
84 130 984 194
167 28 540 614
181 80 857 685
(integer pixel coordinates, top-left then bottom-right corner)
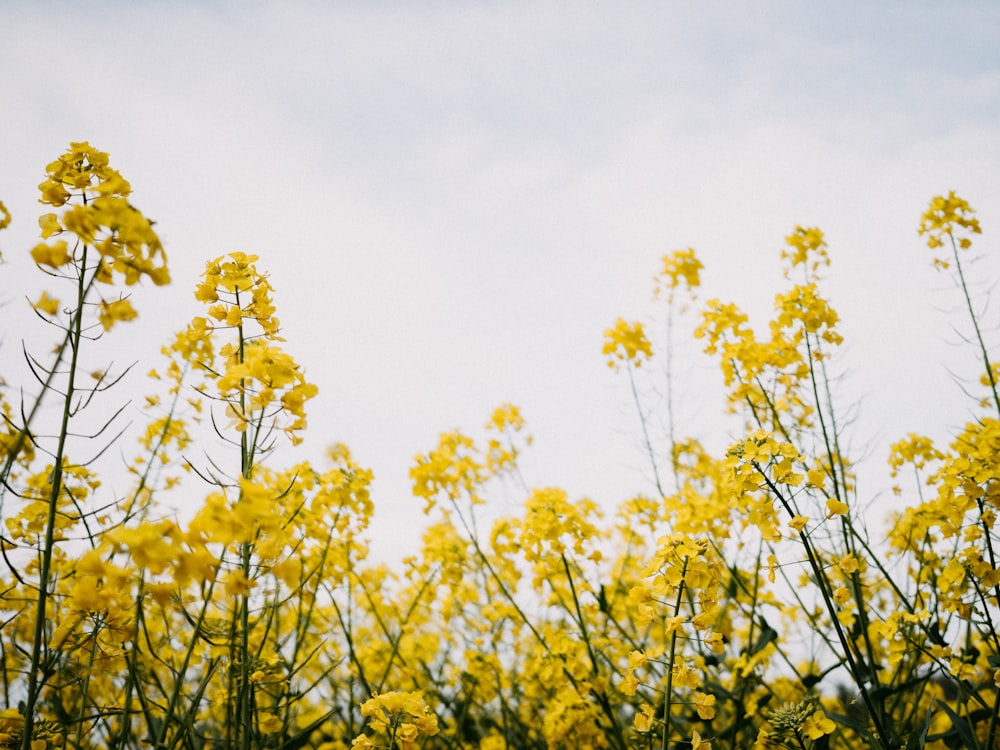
31 291 60 316
360 691 439 742
98 298 138 331
782 226 829 277
919 191 980 249
633 703 655 733
788 515 809 533
826 497 849 516
602 318 652 368
801 710 835 740
657 247 703 294
30 240 72 268
693 691 717 719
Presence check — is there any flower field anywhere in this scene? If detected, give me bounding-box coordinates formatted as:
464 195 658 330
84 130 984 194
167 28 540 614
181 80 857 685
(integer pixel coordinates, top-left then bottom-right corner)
0 143 997 749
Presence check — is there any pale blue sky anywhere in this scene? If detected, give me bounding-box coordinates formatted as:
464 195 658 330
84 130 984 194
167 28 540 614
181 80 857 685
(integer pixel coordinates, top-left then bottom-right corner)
2 2 999 559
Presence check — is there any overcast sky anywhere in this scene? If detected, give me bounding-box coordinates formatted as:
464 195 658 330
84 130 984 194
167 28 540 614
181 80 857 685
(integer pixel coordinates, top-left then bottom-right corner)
2 2 999 561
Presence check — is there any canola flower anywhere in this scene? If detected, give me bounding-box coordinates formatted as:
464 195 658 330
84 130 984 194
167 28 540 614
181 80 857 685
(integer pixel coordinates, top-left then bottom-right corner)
603 318 653 369
1 148 999 750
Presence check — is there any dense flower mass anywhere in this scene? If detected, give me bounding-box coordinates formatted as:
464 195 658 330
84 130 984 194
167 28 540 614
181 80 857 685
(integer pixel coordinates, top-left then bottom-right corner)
0 148 997 750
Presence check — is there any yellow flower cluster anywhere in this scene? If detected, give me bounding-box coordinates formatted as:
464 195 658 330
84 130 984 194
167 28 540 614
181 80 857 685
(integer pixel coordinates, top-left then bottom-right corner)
177 252 317 445
781 226 829 279
354 690 440 749
602 317 652 369
33 141 169 288
919 190 981 250
656 247 704 295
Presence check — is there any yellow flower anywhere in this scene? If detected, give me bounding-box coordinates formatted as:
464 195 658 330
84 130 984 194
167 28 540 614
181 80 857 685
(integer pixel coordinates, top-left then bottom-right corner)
32 291 60 316
837 554 860 575
619 672 639 696
949 658 977 681
672 656 702 690
801 710 835 739
788 515 808 533
694 691 717 719
396 723 419 746
782 226 829 277
919 191 981 253
826 497 849 516
258 713 282 734
658 247 703 293
479 735 508 750
360 691 438 740
602 318 652 369
704 631 725 654
633 703 655 733
38 212 61 238
628 649 647 670
30 240 72 268
98 298 138 331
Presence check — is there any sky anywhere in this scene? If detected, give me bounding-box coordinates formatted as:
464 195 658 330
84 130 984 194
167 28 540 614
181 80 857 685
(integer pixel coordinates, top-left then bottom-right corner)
2 2 1000 563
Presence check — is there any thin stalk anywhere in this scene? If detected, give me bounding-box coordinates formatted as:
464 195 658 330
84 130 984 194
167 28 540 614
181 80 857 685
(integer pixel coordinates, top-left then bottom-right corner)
803 332 883 705
238 541 253 750
71 612 105 750
949 236 1000 418
0 264 104 512
152 560 225 749
21 241 89 750
664 296 680 491
232 290 255 750
661 557 688 750
627 364 665 497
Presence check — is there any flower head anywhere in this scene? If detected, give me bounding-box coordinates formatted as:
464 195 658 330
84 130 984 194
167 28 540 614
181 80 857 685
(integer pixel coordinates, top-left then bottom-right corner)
657 247 703 295
918 191 981 269
603 318 652 369
31 143 169 288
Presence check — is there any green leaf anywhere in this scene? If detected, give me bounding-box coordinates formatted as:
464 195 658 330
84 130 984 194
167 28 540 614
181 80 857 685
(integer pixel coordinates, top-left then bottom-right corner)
904 707 933 750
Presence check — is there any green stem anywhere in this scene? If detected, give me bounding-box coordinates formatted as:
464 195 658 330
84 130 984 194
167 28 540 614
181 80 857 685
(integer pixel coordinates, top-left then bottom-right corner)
949 235 1000 417
661 557 688 750
21 241 89 750
756 466 895 750
664 295 680 491
0 267 102 514
627 364 665 497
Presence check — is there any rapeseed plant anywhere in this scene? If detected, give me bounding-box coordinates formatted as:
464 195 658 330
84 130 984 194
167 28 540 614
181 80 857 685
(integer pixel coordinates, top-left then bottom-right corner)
0 145 997 749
